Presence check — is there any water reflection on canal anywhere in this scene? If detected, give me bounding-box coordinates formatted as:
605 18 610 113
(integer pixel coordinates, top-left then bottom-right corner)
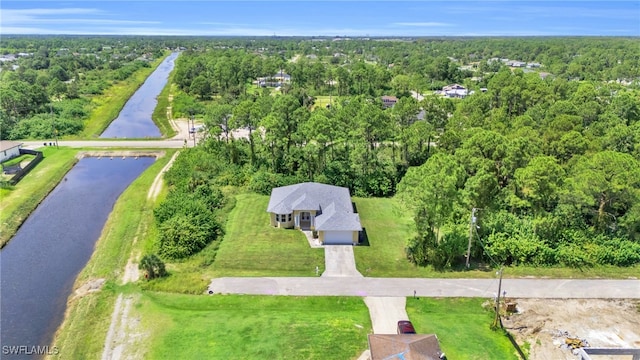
100 52 179 138
0 157 154 358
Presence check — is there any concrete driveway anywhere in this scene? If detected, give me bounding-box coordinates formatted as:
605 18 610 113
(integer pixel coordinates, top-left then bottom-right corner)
322 245 362 277
364 297 409 334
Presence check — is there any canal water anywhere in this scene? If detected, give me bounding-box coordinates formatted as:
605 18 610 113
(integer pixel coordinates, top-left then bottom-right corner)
100 52 179 138
0 157 155 358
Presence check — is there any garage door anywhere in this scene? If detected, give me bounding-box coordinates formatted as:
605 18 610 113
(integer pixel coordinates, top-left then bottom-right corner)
324 231 353 245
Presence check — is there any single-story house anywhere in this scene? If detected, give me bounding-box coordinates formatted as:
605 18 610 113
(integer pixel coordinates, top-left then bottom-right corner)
442 84 468 99
368 334 445 360
381 95 398 108
273 70 291 82
267 182 362 245
0 141 23 163
255 70 291 87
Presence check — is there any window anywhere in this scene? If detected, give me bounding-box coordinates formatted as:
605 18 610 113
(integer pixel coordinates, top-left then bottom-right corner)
288 214 292 222
275 214 280 222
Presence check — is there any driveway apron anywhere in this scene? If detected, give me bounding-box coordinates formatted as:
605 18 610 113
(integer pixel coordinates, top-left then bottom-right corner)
322 245 363 277
364 297 409 334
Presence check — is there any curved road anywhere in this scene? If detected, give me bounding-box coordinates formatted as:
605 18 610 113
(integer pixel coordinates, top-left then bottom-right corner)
209 277 640 299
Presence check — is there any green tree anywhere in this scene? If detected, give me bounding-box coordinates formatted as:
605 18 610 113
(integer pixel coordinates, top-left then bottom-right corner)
515 156 565 213
562 151 640 234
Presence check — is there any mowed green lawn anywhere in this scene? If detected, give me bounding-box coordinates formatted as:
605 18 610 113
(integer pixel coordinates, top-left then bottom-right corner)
406 298 518 360
211 193 325 277
353 197 424 277
141 292 371 360
311 95 338 111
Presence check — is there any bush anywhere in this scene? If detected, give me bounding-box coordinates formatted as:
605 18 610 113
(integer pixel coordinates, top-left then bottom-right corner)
158 214 218 259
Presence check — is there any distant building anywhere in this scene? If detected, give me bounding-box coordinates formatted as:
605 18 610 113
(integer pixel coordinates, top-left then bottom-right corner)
256 70 291 88
381 95 398 108
507 60 526 67
442 84 469 98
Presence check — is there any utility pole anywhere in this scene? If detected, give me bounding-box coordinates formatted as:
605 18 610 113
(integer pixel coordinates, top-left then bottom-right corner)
466 207 477 268
493 267 504 329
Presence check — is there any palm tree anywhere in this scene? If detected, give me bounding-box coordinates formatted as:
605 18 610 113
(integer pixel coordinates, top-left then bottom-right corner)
139 254 167 280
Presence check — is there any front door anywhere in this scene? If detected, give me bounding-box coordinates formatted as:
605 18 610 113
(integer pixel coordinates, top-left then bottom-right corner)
300 212 311 230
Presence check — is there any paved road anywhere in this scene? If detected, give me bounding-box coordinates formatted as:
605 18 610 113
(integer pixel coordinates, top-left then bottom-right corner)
22 140 193 149
208 277 640 299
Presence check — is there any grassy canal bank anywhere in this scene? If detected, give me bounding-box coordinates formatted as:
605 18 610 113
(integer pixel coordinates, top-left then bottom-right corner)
79 52 170 138
0 147 78 248
48 150 174 358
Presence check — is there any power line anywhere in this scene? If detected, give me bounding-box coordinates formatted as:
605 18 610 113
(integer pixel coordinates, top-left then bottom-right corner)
473 224 501 269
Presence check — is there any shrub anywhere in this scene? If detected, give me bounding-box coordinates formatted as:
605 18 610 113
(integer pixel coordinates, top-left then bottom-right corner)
139 254 168 279
157 213 218 259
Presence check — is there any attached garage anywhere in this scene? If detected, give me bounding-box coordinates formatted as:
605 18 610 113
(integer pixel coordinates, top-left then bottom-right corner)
322 230 355 245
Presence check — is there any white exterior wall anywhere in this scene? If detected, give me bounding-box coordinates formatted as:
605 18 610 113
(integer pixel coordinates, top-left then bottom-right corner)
1 146 21 163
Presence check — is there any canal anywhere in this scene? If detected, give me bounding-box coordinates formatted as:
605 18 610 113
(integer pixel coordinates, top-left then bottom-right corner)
100 52 179 138
1 51 179 359
0 157 155 358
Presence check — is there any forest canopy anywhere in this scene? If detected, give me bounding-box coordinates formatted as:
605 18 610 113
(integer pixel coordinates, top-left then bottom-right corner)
3 36 639 269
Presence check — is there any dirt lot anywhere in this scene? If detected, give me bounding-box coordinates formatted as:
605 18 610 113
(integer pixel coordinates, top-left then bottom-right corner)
502 299 640 359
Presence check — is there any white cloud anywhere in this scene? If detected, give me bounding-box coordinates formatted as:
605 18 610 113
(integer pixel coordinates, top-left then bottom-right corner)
1 8 103 24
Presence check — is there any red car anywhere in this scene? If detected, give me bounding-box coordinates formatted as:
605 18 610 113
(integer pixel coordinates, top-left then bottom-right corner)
397 320 416 334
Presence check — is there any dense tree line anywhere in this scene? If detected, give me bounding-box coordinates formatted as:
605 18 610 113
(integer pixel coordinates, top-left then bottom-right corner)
0 36 166 139
165 37 639 268
4 36 638 269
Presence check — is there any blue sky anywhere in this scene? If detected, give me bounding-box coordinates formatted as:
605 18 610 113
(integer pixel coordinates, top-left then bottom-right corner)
1 1 639 36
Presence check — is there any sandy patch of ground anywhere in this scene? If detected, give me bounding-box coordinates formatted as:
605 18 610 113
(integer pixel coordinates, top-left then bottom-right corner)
122 257 140 284
72 278 106 300
502 299 640 359
101 294 147 360
147 150 179 201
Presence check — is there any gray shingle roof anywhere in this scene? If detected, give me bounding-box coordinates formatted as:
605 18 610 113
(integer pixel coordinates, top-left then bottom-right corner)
267 182 361 231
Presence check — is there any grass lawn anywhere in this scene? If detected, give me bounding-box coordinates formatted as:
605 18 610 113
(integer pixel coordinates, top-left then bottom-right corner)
311 95 338 111
406 298 519 360
1 153 35 169
0 147 78 247
141 292 371 360
211 193 325 277
353 197 446 278
353 197 640 279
